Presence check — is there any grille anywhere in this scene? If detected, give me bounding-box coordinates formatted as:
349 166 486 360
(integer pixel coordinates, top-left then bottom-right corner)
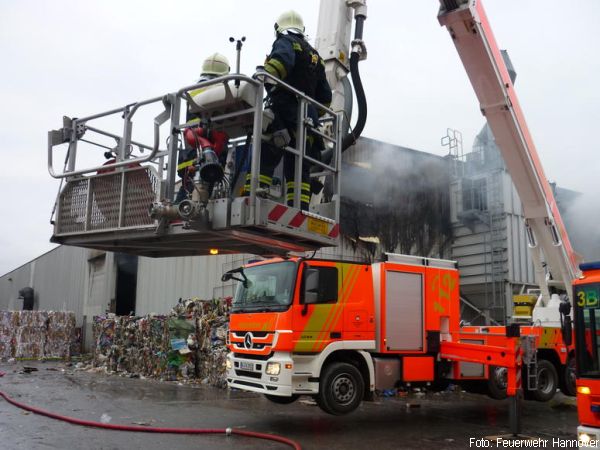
56 167 160 235
235 370 262 379
233 352 273 361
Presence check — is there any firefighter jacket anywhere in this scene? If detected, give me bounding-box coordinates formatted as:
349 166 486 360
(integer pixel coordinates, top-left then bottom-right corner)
264 32 332 126
178 76 213 176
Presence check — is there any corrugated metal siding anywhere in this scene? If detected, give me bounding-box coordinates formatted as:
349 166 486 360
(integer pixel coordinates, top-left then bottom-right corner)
0 246 88 320
503 172 535 285
31 246 88 320
135 253 255 315
0 265 31 310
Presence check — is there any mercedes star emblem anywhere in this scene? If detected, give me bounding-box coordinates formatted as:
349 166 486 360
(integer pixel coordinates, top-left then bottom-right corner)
244 332 253 350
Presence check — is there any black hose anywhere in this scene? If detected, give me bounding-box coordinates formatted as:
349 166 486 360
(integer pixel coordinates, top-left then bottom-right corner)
342 52 367 151
342 14 367 151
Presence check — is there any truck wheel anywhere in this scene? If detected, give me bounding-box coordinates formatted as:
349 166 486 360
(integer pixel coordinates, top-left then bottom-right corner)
531 359 558 402
559 356 576 397
317 362 364 415
264 394 299 404
487 366 508 400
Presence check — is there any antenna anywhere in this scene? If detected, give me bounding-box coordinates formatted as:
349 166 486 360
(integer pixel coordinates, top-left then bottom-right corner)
229 36 246 87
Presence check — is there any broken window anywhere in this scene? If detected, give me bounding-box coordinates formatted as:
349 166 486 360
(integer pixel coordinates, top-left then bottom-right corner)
462 178 488 211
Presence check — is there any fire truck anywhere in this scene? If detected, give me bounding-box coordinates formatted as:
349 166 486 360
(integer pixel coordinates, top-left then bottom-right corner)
224 253 524 416
571 262 600 445
46 0 582 432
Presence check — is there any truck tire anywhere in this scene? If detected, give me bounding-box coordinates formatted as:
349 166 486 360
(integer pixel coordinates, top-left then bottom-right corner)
264 394 299 404
531 359 558 402
559 356 576 397
487 365 508 400
317 362 364 415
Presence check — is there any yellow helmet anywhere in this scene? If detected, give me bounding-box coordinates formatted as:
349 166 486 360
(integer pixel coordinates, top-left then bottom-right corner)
201 53 230 77
275 10 305 35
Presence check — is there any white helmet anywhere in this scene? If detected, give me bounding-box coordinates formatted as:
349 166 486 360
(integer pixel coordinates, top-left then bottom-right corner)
201 53 230 77
275 10 305 35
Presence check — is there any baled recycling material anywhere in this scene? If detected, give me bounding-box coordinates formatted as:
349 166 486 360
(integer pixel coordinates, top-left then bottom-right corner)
0 311 78 359
92 298 229 387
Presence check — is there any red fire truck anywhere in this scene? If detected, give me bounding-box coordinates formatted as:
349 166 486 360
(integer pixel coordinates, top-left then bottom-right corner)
572 262 600 446
224 253 523 416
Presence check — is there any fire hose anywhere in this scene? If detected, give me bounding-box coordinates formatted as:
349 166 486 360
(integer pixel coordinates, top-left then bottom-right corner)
0 389 301 450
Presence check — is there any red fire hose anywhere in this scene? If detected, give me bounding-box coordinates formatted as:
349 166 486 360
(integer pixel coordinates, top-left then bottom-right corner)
0 389 301 450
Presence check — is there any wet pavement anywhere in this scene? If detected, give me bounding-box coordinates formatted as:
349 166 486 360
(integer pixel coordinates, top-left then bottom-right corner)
0 361 578 450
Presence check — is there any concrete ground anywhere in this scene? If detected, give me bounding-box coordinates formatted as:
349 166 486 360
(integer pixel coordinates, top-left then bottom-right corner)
0 360 578 450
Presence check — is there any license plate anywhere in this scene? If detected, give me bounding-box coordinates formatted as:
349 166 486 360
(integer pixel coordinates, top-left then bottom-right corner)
307 217 328 235
239 361 254 371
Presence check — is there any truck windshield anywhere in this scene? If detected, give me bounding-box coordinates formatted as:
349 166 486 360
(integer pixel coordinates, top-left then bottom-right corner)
575 283 600 378
231 261 297 313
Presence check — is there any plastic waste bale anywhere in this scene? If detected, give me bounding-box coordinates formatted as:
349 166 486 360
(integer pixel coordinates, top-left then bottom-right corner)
44 311 76 358
14 311 48 358
0 311 18 359
90 297 231 387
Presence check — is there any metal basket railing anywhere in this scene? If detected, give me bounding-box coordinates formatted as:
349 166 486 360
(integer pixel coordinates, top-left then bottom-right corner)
49 73 342 240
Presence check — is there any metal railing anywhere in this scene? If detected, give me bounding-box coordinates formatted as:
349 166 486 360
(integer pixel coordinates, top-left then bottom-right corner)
49 72 342 237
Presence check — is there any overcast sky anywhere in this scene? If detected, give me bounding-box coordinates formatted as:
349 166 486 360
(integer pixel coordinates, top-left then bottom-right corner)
1 0 599 275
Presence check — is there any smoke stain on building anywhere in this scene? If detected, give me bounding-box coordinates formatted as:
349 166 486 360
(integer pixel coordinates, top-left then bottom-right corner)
339 136 453 260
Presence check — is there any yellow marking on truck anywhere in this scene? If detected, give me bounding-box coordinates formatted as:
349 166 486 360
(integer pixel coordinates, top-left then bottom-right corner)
293 305 334 352
294 263 360 353
430 272 456 314
313 264 362 352
311 263 352 350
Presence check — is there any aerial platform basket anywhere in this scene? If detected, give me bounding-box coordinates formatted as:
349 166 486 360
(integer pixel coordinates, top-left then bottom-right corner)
48 73 342 257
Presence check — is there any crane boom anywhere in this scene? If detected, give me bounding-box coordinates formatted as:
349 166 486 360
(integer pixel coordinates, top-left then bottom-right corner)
438 0 580 308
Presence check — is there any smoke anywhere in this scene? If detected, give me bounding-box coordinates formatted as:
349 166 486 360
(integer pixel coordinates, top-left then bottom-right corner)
340 137 452 257
561 192 600 262
341 138 449 205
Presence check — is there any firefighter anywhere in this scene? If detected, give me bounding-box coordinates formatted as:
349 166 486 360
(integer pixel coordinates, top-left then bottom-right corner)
243 10 332 211
176 53 230 203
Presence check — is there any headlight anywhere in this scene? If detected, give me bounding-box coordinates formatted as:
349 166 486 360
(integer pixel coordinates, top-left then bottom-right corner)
266 362 281 375
579 432 592 445
578 386 592 395
226 359 233 370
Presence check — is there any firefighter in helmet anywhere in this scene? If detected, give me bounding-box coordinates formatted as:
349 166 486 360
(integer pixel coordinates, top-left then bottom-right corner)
243 10 332 211
176 53 231 203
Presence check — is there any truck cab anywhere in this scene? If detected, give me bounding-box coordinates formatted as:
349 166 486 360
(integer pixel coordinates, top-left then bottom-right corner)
225 257 376 411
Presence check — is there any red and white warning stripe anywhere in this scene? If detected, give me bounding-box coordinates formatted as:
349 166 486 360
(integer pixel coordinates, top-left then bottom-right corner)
515 342 522 391
266 203 338 238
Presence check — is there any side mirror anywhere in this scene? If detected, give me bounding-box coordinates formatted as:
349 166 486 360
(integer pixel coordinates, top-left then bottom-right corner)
559 300 573 347
221 272 233 282
221 267 250 287
303 268 320 305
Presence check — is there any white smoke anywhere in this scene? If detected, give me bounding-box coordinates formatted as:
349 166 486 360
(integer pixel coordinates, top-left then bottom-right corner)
562 192 600 262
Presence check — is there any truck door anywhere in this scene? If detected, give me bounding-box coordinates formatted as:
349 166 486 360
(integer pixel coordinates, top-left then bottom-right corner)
384 269 424 352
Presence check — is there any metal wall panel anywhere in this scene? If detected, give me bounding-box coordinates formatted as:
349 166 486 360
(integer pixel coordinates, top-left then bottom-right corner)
135 253 254 315
0 264 31 310
0 246 88 322
385 271 423 351
31 246 88 320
